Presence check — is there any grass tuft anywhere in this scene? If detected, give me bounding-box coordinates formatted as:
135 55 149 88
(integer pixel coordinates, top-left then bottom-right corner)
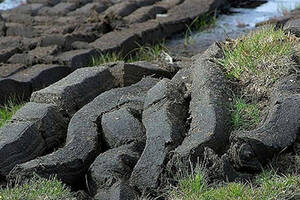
219 26 297 99
90 52 123 66
230 96 260 130
0 100 22 128
0 175 74 200
169 169 300 200
90 42 169 66
184 14 216 47
217 26 299 131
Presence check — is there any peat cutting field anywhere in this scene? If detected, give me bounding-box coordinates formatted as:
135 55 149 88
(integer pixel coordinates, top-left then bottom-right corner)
0 0 300 199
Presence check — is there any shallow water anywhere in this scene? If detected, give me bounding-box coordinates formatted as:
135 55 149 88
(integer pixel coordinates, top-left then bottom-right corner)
166 0 300 56
0 0 25 10
1 0 300 55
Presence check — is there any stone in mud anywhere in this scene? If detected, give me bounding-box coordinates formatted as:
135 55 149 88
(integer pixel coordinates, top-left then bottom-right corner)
228 74 300 171
87 142 143 196
102 107 145 149
130 78 187 192
31 66 115 116
170 44 229 166
0 102 67 176
9 78 159 185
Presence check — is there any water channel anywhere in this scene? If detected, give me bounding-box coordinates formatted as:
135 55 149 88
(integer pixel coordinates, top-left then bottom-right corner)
166 0 300 56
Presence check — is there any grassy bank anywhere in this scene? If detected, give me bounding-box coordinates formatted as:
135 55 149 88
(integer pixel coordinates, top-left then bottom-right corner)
218 26 298 130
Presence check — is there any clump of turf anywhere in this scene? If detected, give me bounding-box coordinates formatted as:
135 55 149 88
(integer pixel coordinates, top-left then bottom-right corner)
230 96 260 130
218 26 298 130
0 175 74 200
220 26 297 99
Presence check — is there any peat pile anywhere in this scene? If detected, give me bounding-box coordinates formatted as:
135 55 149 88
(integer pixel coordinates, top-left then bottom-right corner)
0 0 229 104
0 24 300 199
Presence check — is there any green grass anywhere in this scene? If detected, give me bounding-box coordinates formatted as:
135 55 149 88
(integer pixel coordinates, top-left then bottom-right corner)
219 26 296 99
90 42 169 66
0 176 74 200
169 169 300 200
184 14 216 47
230 97 260 130
217 26 298 131
0 101 22 128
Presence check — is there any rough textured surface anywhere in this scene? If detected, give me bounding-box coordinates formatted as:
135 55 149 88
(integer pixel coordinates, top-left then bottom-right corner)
130 78 187 192
87 142 144 196
30 66 115 116
102 107 145 149
0 102 67 176
228 74 300 171
170 44 229 166
8 78 159 185
284 17 300 37
94 180 138 200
